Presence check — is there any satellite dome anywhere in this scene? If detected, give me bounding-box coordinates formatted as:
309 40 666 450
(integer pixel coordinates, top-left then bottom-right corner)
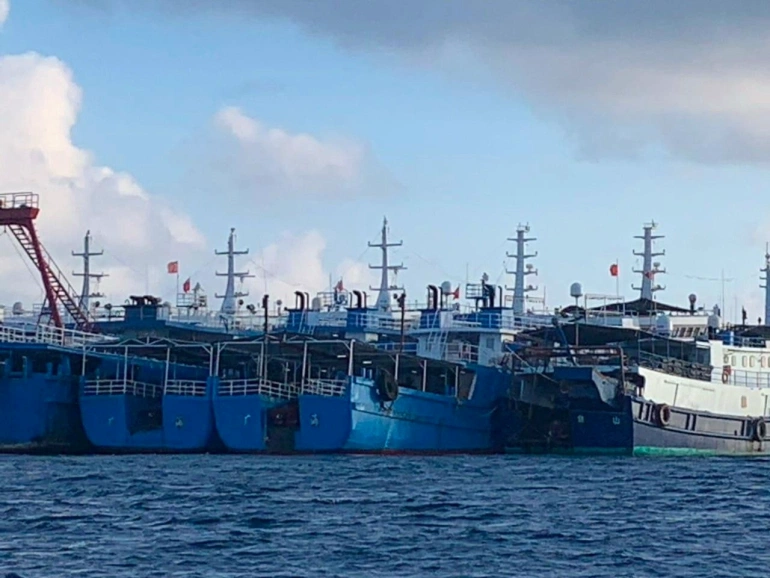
570 282 583 299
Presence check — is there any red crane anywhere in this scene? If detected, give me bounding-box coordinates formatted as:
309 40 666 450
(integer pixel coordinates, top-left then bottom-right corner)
0 192 94 332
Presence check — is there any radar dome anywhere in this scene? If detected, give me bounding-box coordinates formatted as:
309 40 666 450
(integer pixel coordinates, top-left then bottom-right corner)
708 312 721 330
688 293 697 304
11 302 23 316
311 296 322 310
569 282 583 299
440 280 452 295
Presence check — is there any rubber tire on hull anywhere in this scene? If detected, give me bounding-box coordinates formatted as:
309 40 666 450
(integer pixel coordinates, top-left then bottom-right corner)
376 372 398 402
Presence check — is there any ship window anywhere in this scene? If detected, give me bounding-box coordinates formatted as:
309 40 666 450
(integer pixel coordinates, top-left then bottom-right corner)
731 355 736 366
486 337 495 349
761 357 766 368
742 356 747 368
742 396 748 409
724 354 730 365
750 357 756 368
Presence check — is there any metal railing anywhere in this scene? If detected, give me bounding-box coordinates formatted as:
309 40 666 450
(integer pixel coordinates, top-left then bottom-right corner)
218 378 299 400
0 322 115 348
301 378 347 397
82 378 164 398
164 379 208 396
0 192 38 209
721 369 770 389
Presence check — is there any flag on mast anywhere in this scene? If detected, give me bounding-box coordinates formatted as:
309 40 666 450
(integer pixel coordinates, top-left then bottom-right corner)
183 278 191 293
167 261 179 274
609 263 619 277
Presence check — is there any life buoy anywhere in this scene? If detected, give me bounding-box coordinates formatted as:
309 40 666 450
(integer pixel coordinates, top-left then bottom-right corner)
376 372 398 402
721 366 731 384
655 403 671 427
752 418 767 442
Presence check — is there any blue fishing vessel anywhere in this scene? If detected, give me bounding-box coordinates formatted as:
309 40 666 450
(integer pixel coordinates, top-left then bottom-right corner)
79 339 219 453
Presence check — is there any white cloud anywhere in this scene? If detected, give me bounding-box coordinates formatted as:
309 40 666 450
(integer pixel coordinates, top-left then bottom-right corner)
0 52 206 307
98 0 770 165
0 0 8 27
206 106 393 199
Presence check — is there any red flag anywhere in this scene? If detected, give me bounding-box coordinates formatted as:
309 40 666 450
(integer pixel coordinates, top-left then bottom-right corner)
609 263 618 277
183 278 191 293
167 261 179 274
335 278 344 292
452 286 460 299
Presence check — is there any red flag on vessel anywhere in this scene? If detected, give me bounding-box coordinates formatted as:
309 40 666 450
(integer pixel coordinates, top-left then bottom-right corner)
335 278 344 292
167 261 179 274
609 263 618 277
452 286 460 299
183 278 191 293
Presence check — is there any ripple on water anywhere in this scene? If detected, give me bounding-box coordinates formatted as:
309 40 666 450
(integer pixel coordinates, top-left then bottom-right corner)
2 455 770 577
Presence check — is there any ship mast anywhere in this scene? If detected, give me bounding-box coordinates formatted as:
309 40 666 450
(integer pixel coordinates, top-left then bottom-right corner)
506 224 538 314
215 228 253 315
72 230 106 311
760 244 770 325
632 221 666 300
368 217 405 312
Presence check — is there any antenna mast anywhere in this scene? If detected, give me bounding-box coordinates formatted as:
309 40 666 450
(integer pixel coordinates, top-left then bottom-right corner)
215 228 253 315
72 230 106 311
505 224 538 314
632 221 666 300
760 243 770 326
368 217 405 312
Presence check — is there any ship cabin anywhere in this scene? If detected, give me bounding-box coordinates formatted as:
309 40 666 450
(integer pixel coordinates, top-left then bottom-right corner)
408 281 552 367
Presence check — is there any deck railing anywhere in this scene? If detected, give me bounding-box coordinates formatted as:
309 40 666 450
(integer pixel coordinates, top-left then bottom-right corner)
218 378 299 400
0 322 114 349
301 378 347 397
164 379 208 396
82 378 164 398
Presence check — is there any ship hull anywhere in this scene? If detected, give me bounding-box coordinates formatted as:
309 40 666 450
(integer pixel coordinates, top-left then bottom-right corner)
79 381 220 453
0 348 90 454
212 393 294 452
294 371 507 454
505 397 770 456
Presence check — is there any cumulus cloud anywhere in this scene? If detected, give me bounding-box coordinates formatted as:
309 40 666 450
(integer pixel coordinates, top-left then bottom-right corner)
0 0 8 27
237 230 378 308
211 107 374 199
80 0 770 164
0 52 206 306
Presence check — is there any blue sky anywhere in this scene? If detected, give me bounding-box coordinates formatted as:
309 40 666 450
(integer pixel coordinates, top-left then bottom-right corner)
1 0 769 321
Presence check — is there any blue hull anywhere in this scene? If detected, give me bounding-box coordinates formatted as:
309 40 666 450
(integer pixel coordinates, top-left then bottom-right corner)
0 348 89 453
295 368 509 453
212 393 290 452
0 373 89 453
80 385 220 453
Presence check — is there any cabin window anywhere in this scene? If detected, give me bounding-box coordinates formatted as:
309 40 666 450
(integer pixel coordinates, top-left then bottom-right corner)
731 355 736 366
742 356 747 368
750 357 756 368
724 354 730 365
761 357 766 369
741 396 747 409
486 337 495 349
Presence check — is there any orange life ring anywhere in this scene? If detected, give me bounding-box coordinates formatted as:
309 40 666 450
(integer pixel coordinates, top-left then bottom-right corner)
721 365 732 384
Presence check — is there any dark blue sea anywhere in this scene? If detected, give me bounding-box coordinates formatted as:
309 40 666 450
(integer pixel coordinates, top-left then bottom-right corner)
0 455 767 577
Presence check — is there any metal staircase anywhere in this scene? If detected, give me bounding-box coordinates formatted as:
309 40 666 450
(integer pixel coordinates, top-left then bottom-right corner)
0 192 93 331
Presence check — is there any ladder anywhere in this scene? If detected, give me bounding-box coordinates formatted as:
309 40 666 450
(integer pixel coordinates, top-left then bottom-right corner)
8 223 93 331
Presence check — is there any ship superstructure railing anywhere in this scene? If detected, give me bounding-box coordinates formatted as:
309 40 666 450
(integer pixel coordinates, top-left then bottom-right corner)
82 378 164 398
512 346 626 371
0 322 115 349
164 379 208 396
718 368 770 389
217 377 299 400
417 311 553 332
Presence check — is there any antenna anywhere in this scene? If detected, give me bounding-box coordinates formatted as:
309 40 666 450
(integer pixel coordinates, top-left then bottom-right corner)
72 230 107 311
760 243 770 326
632 221 666 300
215 227 254 315
505 223 538 314
368 216 405 312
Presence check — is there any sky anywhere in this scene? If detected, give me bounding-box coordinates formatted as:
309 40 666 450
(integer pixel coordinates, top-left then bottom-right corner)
0 0 770 321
